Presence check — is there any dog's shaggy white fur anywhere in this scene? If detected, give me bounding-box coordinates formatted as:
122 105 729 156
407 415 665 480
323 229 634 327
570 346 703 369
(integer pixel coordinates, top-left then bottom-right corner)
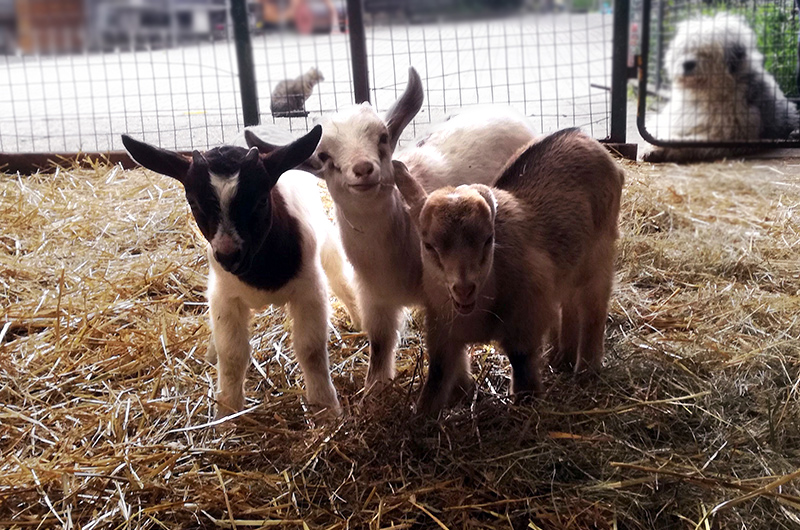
643 12 799 163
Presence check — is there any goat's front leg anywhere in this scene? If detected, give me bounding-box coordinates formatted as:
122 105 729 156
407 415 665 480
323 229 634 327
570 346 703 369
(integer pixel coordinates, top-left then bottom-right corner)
503 302 556 400
286 274 340 413
209 295 251 420
416 316 470 416
361 298 405 391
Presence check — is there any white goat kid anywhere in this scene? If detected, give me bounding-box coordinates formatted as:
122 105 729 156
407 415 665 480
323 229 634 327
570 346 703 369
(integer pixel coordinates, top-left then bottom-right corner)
245 68 537 391
122 125 358 419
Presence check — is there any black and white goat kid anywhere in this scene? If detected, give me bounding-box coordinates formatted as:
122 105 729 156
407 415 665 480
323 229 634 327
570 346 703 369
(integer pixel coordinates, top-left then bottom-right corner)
122 126 359 419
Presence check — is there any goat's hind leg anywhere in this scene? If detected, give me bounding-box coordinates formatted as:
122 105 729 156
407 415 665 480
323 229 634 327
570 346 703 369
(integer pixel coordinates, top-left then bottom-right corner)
575 263 614 373
549 294 580 373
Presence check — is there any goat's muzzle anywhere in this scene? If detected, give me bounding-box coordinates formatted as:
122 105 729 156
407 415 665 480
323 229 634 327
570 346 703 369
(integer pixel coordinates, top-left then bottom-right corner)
348 160 380 193
213 234 244 274
450 282 478 315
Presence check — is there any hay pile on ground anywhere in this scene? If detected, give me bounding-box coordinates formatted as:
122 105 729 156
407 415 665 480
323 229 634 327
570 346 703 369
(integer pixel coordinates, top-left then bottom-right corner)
1 156 799 529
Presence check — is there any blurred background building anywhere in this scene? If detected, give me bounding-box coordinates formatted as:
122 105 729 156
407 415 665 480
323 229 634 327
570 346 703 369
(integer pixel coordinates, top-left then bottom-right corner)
0 0 600 55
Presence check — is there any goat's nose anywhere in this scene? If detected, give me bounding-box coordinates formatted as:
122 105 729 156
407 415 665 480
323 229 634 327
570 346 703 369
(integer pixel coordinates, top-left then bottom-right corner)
214 248 242 270
682 60 697 74
451 282 477 301
213 235 243 270
352 160 375 178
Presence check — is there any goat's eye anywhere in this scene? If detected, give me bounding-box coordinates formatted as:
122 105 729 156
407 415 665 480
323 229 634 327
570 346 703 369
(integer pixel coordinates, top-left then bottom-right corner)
379 133 389 145
257 195 269 209
484 235 493 248
423 243 435 252
318 152 331 163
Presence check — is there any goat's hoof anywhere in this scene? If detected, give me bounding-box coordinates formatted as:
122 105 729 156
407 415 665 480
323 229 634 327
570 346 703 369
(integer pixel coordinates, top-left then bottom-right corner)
548 349 576 373
307 400 343 422
448 375 474 407
215 392 244 422
573 360 602 381
364 367 395 396
205 340 218 364
415 389 448 418
214 408 239 425
512 390 538 406
363 376 393 397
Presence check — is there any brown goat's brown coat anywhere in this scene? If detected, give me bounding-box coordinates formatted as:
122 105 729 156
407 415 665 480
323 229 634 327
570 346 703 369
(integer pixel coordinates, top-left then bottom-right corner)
394 128 625 414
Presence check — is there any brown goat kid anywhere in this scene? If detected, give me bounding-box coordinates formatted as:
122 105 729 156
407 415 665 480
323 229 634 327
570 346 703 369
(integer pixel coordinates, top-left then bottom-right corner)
393 128 625 414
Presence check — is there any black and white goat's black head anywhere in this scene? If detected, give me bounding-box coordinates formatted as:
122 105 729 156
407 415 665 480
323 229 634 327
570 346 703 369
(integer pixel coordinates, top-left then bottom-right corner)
121 126 322 276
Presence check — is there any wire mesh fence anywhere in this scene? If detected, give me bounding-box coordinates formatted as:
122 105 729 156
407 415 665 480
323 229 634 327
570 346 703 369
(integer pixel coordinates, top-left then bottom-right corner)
0 0 618 157
365 11 615 142
640 0 800 147
0 39 245 153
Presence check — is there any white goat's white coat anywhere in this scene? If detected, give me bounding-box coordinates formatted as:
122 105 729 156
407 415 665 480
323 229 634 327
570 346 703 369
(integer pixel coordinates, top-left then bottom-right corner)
396 106 537 191
306 70 537 389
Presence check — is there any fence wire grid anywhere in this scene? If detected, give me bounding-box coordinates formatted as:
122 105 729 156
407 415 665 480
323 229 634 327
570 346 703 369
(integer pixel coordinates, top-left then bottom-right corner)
0 4 616 155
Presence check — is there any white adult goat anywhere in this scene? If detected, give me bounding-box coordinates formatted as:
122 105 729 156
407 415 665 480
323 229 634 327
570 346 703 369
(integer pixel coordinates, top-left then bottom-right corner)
246 68 537 390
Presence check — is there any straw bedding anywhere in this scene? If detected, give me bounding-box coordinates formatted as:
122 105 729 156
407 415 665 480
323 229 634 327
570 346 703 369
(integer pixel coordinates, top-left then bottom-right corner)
1 156 799 529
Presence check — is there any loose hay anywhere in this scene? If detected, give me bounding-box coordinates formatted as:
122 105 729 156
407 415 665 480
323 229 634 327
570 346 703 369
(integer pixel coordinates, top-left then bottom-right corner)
1 157 800 529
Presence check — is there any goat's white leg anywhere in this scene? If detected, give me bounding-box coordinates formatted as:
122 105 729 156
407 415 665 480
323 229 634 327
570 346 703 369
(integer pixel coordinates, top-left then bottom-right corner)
286 272 340 413
209 295 251 420
320 227 361 329
362 297 404 390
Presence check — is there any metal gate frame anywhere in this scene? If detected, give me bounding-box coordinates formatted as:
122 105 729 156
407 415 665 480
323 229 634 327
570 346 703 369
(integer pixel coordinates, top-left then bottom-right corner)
0 0 637 174
636 0 800 150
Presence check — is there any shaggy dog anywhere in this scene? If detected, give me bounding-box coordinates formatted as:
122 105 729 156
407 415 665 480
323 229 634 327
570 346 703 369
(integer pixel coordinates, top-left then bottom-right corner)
643 13 799 163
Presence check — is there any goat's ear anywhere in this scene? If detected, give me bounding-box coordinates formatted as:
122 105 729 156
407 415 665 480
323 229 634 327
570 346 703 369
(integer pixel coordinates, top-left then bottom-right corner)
471 184 497 223
261 125 323 177
297 154 325 177
244 129 283 155
385 67 424 151
392 160 427 224
122 134 190 182
192 150 207 168
243 146 260 165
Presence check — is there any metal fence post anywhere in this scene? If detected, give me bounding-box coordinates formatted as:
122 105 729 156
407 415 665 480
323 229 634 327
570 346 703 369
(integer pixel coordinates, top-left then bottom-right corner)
230 0 260 126
609 0 631 144
347 0 370 104
653 0 665 93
